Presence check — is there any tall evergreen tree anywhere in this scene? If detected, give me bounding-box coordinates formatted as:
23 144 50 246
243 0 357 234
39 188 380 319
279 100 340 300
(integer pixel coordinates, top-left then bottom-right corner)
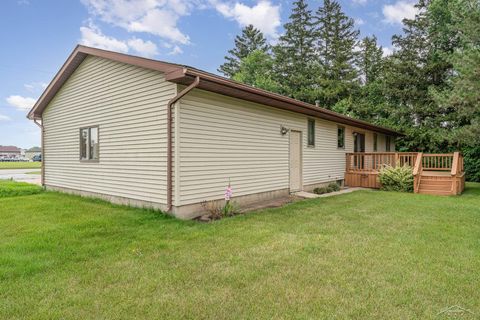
432 0 480 145
218 25 269 78
381 0 455 151
273 0 317 102
232 50 281 93
334 36 386 122
314 0 360 108
358 36 383 85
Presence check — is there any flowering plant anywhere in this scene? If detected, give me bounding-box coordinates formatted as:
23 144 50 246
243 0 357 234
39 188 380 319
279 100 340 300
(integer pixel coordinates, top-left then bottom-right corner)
224 185 233 201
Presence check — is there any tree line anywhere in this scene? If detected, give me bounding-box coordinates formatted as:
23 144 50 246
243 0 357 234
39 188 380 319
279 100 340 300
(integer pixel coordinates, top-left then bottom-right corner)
219 0 480 182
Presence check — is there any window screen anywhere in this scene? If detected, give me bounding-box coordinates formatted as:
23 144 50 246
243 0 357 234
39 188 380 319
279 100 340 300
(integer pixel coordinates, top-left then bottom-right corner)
337 126 345 148
307 119 315 146
80 126 99 161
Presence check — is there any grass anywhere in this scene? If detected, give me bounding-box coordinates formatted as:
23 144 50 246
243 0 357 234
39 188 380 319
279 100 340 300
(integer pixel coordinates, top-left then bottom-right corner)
0 181 479 319
0 180 43 197
0 162 41 169
25 171 41 175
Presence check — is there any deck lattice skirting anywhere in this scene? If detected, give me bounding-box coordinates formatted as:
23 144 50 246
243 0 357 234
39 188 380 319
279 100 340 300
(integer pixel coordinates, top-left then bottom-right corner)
345 152 465 195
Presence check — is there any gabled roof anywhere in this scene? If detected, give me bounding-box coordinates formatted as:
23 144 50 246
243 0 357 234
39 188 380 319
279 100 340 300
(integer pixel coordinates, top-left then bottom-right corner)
0 146 21 153
28 45 402 136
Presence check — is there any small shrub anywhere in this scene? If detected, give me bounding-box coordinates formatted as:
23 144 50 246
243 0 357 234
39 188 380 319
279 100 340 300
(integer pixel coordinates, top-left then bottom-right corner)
328 182 341 192
200 200 240 220
222 200 240 217
378 165 414 192
313 182 341 195
313 187 328 194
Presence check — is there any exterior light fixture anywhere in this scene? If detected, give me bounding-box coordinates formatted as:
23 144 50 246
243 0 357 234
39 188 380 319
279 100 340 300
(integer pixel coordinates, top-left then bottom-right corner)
280 125 289 135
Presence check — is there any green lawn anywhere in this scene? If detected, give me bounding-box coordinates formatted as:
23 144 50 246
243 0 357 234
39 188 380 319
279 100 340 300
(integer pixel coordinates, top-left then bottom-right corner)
0 180 43 198
0 162 41 169
1 182 479 319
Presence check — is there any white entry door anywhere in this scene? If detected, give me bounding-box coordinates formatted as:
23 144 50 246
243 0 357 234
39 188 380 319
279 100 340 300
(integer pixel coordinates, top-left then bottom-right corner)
289 130 302 192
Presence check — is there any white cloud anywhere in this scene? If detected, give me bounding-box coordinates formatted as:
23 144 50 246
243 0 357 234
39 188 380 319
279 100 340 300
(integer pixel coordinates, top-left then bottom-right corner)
169 45 183 55
127 8 190 44
6 95 36 111
354 18 365 26
82 0 195 44
80 23 160 57
81 0 282 54
0 114 11 121
213 0 281 38
127 38 159 57
24 82 48 93
80 23 129 53
383 1 419 25
382 46 394 57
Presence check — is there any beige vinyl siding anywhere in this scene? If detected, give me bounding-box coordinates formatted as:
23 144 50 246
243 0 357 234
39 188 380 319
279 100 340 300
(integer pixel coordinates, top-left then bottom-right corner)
176 89 387 206
43 56 176 204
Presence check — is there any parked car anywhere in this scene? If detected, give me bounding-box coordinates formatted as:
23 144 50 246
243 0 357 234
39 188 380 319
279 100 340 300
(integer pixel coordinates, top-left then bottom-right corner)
32 154 42 162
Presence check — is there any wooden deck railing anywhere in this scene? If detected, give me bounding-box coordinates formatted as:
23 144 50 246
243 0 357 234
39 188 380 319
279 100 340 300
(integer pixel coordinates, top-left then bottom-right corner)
421 154 454 171
346 152 418 172
345 151 465 194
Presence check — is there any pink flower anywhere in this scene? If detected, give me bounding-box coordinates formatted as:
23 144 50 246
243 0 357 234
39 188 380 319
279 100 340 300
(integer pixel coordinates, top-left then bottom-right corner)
224 185 233 201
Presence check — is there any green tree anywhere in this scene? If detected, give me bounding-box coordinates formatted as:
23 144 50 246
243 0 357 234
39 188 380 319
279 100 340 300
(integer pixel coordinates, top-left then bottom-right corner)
358 36 384 85
273 0 317 102
314 0 360 108
218 25 269 78
430 0 480 181
380 0 455 152
431 0 480 145
232 50 280 93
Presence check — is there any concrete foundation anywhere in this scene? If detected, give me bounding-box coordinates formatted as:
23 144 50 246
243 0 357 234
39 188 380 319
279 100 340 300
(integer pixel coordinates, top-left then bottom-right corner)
46 180 342 220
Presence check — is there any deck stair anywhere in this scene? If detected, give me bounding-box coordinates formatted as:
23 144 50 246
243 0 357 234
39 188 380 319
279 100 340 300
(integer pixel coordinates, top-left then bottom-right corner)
413 152 465 196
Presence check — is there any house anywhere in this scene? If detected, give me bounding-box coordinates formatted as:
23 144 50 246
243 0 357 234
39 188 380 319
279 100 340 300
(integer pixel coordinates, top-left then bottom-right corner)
25 147 42 160
27 45 401 219
0 146 22 159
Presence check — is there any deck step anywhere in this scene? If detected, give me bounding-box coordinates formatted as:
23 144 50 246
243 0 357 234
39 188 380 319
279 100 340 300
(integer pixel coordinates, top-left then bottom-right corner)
419 184 452 191
420 180 452 188
418 188 453 195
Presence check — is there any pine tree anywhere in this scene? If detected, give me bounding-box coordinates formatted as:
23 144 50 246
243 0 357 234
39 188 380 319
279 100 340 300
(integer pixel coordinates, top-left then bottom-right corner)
314 0 360 108
232 50 281 93
273 0 317 102
334 36 386 122
381 0 454 151
432 0 480 145
358 36 383 85
218 25 269 78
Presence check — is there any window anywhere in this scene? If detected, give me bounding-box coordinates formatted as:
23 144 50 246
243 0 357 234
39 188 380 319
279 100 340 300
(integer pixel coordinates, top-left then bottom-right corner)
80 126 99 161
337 126 345 149
373 133 378 152
307 119 315 146
386 136 391 152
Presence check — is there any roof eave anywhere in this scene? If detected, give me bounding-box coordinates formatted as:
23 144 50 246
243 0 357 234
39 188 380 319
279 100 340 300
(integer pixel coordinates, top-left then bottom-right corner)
173 69 403 137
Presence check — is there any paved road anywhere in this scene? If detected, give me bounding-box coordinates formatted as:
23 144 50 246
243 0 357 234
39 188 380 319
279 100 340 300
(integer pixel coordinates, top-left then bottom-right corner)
0 169 42 185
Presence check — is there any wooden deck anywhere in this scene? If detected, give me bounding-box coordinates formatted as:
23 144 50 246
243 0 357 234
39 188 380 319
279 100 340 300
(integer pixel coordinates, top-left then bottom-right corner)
345 152 465 195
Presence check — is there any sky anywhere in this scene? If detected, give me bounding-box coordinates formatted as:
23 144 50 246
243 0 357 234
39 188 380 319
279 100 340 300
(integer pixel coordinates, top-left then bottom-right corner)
0 0 419 149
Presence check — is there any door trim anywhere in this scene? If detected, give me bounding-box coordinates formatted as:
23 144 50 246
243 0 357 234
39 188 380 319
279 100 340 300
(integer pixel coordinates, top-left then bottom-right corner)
289 130 303 192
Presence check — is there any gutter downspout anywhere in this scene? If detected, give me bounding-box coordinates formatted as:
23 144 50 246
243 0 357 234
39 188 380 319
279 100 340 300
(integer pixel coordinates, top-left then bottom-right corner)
167 76 200 211
33 118 45 187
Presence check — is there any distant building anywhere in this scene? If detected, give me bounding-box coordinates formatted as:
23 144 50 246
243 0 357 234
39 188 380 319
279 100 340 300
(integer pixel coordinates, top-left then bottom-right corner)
25 147 42 160
0 146 22 159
